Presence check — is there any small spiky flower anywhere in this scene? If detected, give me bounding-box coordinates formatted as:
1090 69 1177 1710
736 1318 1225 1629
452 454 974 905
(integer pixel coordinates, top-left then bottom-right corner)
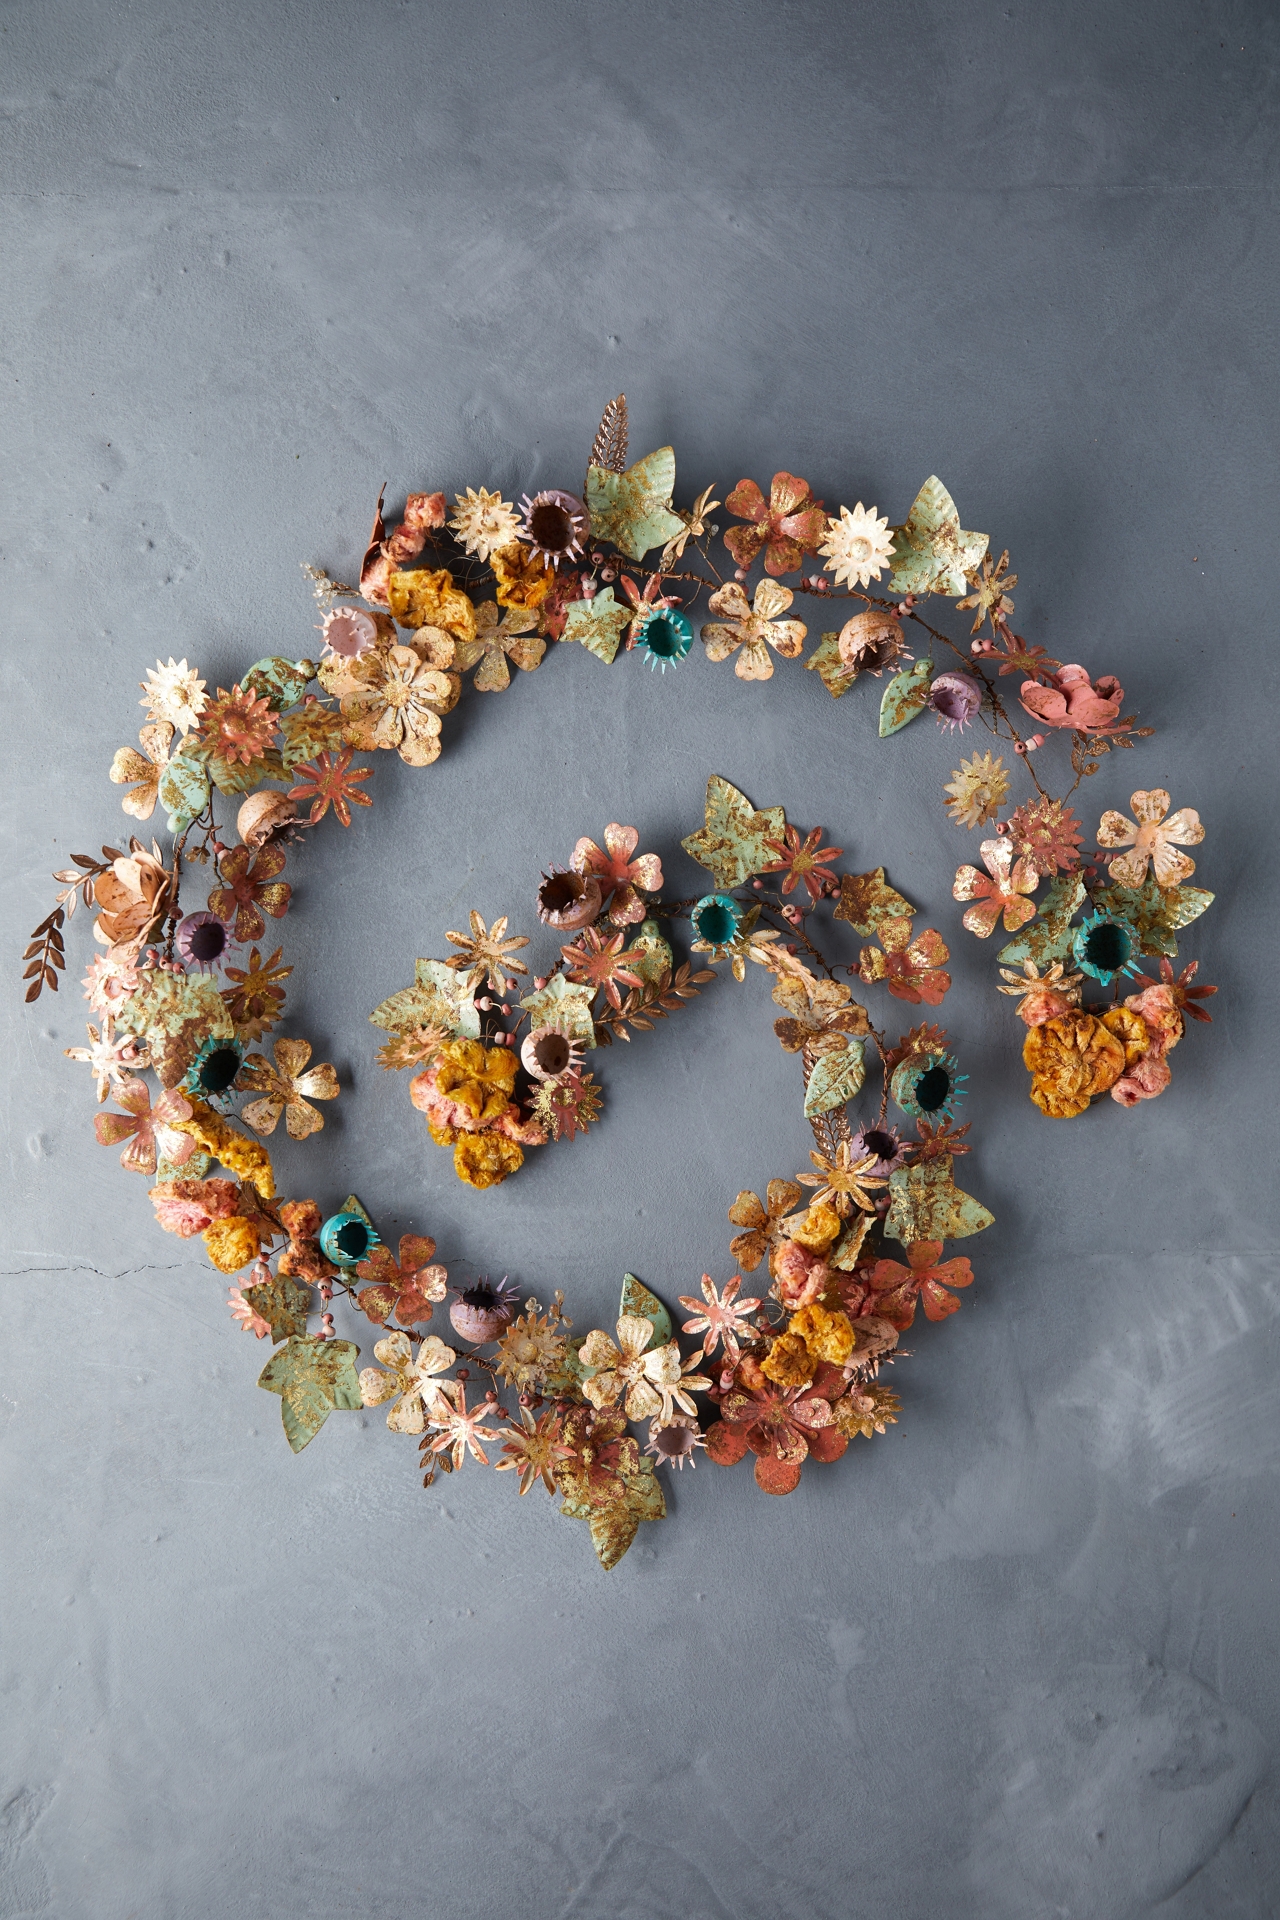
201 685 278 766
448 487 522 563
517 489 590 569
1007 797 1084 876
943 751 1010 829
531 1070 602 1143
494 1310 569 1391
646 1415 706 1470
818 503 895 588
139 657 208 735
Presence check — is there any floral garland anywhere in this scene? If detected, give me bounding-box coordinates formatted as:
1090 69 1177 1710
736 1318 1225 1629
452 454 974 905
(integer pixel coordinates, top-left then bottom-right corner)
23 398 1218 1568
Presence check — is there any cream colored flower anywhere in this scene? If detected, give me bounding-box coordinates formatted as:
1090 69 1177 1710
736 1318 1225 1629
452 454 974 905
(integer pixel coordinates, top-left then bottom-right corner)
942 750 1010 829
340 643 457 765
359 1331 455 1434
453 601 545 692
238 1036 340 1139
139 658 208 736
580 1313 684 1421
109 723 174 820
448 487 522 563
701 579 807 682
1097 789 1204 887
818 503 895 589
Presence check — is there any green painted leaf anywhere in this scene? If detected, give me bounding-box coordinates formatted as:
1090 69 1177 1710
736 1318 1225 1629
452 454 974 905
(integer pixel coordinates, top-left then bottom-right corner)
114 970 234 1088
804 630 860 698
257 1335 362 1452
185 736 289 797
834 867 918 936
1090 876 1214 958
159 751 212 834
244 1272 311 1343
619 1273 672 1349
588 1465 666 1569
369 959 481 1039
279 701 349 771
586 447 685 561
884 1155 993 1244
624 921 674 987
240 657 316 712
518 973 598 1048
888 476 988 597
561 587 632 664
803 1040 866 1117
879 658 934 736
681 775 786 889
996 873 1086 968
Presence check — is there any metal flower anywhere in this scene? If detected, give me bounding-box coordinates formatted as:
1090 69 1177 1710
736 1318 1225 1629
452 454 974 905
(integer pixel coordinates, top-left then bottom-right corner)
359 1331 455 1435
139 657 207 736
1097 788 1204 888
64 1016 147 1102
633 608 694 672
943 751 1010 830
858 918 951 1004
560 925 643 1009
571 824 663 925
859 1240 975 1329
175 911 232 972
580 1314 680 1422
818 502 894 588
221 946 293 1038
726 1180 804 1273
763 825 843 903
1006 797 1083 876
444 912 530 994
701 579 807 682
1072 909 1140 985
996 958 1083 1026
723 472 826 577
890 1049 967 1121
956 548 1017 634
208 844 291 944
1019 663 1125 732
952 837 1039 937
677 1273 762 1362
199 684 278 766
109 722 174 820
423 1377 504 1469
495 1406 573 1495
517 489 590 569
448 487 522 563
796 1143 888 1219
354 1235 448 1326
453 602 545 692
93 1076 194 1176
340 644 457 766
287 749 373 827
928 673 982 731
238 1037 340 1138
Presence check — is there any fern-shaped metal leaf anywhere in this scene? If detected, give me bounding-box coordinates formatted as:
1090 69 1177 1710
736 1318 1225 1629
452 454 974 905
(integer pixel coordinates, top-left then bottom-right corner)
589 394 628 475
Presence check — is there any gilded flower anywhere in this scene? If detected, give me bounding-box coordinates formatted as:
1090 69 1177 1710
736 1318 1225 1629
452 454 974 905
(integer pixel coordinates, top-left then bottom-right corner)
859 1239 975 1329
448 487 522 562
833 1384 900 1439
359 1331 455 1435
490 541 556 611
996 958 1083 1026
704 1379 844 1495
858 918 951 1005
451 1133 527 1190
677 1273 763 1360
199 685 278 766
770 969 870 1053
988 629 1059 681
139 657 208 736
238 1036 339 1139
208 844 291 944
763 826 843 903
1021 1008 1133 1118
529 1070 602 1142
1097 788 1204 888
355 1235 448 1326
93 842 177 948
726 1180 804 1272
444 912 530 993
952 837 1038 937
376 1025 447 1072
413 1038 518 1130
1020 664 1125 732
494 1309 568 1391
423 1377 504 1470
580 1315 697 1423
64 1016 147 1101
496 1406 572 1495
1007 797 1083 876
571 824 663 924
560 925 643 1009
453 602 545 692
723 472 826 576
517 489 590 568
319 606 380 660
818 502 895 589
943 751 1010 829
797 1143 888 1219
956 549 1016 634
340 644 458 766
109 723 174 821
221 946 293 1038
701 578 807 681
287 749 373 826
94 1076 194 1175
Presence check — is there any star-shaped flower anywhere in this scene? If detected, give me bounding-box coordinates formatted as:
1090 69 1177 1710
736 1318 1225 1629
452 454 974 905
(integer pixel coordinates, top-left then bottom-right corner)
797 1143 888 1218
762 825 843 903
956 548 1017 634
677 1273 762 1362
560 925 643 1009
943 751 1010 830
1125 956 1216 1024
448 487 522 562
818 502 895 588
701 579 807 682
64 1015 147 1101
1097 788 1204 888
423 1377 504 1469
1006 798 1083 876
445 911 530 994
495 1405 573 1496
221 946 293 1039
139 657 208 736
952 838 1039 937
287 748 373 826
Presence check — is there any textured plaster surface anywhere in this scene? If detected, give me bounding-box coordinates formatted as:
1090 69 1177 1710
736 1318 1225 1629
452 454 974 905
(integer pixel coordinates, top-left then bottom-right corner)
2 2 1279 1915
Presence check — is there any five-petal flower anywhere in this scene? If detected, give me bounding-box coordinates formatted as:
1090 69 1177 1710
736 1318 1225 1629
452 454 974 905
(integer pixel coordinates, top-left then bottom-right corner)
952 838 1039 937
1097 788 1204 888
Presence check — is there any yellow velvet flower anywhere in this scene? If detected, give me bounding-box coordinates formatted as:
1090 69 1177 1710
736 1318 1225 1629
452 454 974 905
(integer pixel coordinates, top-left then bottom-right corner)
201 1215 262 1273
761 1331 817 1389
175 1098 275 1197
789 1302 855 1366
453 1133 525 1190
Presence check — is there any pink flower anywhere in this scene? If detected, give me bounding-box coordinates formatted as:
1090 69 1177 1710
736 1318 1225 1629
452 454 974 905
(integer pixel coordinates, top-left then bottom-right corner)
1019 664 1125 732
1111 1051 1172 1107
571 824 664 926
93 1076 194 1175
952 837 1039 937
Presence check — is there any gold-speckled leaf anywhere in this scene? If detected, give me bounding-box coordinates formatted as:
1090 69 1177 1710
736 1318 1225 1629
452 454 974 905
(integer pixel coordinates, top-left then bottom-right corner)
888 477 989 597
996 873 1086 968
879 658 934 736
561 588 633 665
370 959 481 1040
1089 876 1214 958
805 630 860 698
518 973 599 1048
240 657 315 711
681 775 787 889
624 920 674 986
257 1335 362 1452
884 1156 993 1244
834 868 919 937
244 1272 312 1344
586 447 685 561
571 1461 667 1570
803 1040 866 1117
619 1273 672 1348
114 970 235 1088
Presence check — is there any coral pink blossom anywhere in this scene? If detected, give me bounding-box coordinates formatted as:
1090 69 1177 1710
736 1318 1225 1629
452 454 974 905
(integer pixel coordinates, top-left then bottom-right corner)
1019 664 1125 732
571 825 663 925
952 838 1039 937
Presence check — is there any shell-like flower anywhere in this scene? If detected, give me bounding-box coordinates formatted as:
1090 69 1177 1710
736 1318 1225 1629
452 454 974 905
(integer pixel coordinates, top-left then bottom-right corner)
320 606 380 660
952 837 1038 937
520 1021 585 1082
93 842 177 948
1096 788 1204 888
517 489 590 569
359 1331 455 1435
93 1076 194 1176
448 487 522 563
818 502 895 588
340 643 458 766
454 601 545 692
943 751 1010 829
535 867 602 931
723 472 827 577
139 657 208 736
448 1277 522 1344
238 1036 339 1139
1020 663 1125 733
236 790 299 851
929 673 981 731
571 823 664 924
836 610 908 676
701 579 807 682
580 1314 683 1422
109 723 174 820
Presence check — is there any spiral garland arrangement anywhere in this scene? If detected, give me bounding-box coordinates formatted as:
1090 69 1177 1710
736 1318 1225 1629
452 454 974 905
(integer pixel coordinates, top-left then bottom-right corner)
23 398 1218 1568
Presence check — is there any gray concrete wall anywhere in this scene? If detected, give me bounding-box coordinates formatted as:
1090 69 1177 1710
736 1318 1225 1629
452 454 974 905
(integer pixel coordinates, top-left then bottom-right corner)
3 3 1277 1914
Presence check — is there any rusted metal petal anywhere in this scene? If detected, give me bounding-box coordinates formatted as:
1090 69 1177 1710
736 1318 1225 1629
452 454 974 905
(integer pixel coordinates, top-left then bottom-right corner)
115 970 234 1088
834 868 918 936
681 776 787 889
585 447 685 561
879 658 934 735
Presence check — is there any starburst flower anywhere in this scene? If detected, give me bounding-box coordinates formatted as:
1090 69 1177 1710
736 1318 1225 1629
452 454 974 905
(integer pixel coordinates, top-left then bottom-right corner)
445 911 530 994
530 1070 602 1142
448 487 522 562
986 628 1059 681
1097 788 1204 888
1007 797 1083 875
319 606 380 660
288 749 373 826
701 578 807 682
956 549 1017 634
763 825 843 903
495 1406 572 1495
423 1377 504 1469
139 657 208 736
818 502 895 588
911 1117 973 1160
494 1308 569 1392
677 1273 762 1361
797 1143 888 1219
952 837 1039 937
1126 956 1216 1026
199 685 278 767
517 489 590 568
227 1284 272 1338
175 911 232 972
723 472 827 576
929 672 982 730
64 1016 147 1101
560 925 643 1009
221 946 293 1038
359 1331 456 1435
571 823 664 924
943 751 1010 829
